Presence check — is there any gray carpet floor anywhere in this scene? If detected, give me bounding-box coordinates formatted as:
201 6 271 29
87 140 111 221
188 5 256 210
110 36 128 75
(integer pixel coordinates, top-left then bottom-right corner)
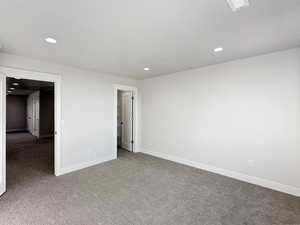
0 132 299 225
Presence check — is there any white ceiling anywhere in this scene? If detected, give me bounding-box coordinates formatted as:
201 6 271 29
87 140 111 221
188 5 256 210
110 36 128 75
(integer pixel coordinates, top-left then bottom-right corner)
0 0 300 79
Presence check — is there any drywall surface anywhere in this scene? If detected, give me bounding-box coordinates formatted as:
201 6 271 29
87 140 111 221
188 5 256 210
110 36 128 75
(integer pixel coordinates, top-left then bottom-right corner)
0 53 139 173
140 48 300 194
6 95 27 132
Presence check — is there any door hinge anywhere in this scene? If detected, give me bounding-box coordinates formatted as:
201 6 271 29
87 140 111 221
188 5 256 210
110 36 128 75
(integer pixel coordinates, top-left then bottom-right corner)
131 96 134 100
131 140 134 144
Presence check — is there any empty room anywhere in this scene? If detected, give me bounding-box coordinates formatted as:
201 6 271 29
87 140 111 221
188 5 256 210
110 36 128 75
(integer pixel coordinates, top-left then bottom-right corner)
0 0 299 225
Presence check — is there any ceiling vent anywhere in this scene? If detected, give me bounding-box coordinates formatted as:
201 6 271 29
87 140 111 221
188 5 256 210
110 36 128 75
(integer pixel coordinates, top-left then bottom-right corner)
227 0 249 11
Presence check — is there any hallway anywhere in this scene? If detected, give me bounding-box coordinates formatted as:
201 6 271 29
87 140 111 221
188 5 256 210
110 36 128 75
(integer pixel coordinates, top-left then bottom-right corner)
6 132 54 190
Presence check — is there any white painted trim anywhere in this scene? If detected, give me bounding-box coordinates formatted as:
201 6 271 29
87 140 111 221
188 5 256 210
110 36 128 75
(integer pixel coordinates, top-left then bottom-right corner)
0 72 6 196
0 66 62 176
113 84 139 157
0 67 59 82
142 149 300 197
57 155 115 176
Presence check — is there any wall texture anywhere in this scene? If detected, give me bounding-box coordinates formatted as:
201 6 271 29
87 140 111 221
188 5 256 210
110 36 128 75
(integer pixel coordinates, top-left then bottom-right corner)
0 53 138 174
140 48 300 196
6 95 27 132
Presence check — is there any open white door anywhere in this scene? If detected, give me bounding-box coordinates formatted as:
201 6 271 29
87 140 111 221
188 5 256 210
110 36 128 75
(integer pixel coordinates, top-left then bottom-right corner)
114 85 138 156
27 91 40 138
32 91 40 138
27 94 33 134
121 91 133 152
0 72 6 196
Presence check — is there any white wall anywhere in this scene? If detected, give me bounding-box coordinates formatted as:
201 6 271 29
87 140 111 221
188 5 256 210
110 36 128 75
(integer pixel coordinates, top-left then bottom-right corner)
0 53 138 174
140 48 300 196
2 48 300 196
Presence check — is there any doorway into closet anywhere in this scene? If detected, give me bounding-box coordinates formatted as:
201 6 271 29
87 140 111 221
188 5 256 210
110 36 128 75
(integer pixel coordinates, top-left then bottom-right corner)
114 85 138 157
118 90 133 152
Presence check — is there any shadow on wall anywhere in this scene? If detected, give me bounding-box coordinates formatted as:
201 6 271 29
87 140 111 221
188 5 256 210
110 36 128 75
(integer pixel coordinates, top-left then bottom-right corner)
40 90 54 137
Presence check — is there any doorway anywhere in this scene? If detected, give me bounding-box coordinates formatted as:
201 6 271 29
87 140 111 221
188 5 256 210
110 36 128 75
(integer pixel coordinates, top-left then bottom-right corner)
114 85 138 157
0 67 61 197
6 77 55 184
118 90 133 152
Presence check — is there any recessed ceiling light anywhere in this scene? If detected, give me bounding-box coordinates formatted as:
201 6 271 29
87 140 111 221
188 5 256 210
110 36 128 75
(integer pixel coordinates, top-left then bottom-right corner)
45 37 57 44
226 0 249 11
214 47 223 53
12 82 19 86
7 90 12 93
10 87 15 90
144 67 150 71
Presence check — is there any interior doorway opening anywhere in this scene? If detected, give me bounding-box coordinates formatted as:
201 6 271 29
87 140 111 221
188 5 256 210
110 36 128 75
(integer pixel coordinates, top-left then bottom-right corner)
117 90 133 154
0 67 62 197
6 77 55 189
114 85 138 158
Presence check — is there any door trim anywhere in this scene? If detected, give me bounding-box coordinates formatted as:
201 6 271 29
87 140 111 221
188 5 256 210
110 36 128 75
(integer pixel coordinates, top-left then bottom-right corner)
0 66 62 176
114 84 139 157
0 72 6 195
120 91 133 151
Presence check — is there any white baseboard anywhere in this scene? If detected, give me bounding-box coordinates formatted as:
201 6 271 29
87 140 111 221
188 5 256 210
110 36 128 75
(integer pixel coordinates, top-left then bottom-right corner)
0 185 5 196
142 149 300 197
56 155 115 176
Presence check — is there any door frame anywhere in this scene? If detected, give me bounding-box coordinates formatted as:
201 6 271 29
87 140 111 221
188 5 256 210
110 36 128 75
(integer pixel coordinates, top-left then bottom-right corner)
0 66 62 177
120 91 133 151
114 84 138 157
0 72 5 195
